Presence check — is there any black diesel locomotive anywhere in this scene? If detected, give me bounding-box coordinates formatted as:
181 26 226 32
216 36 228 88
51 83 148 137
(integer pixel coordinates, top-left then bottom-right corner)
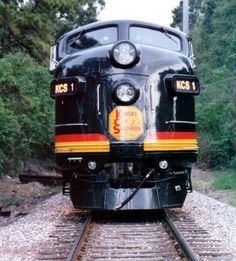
50 20 200 210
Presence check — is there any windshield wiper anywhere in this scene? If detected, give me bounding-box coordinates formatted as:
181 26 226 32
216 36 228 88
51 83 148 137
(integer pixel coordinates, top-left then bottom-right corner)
160 27 178 44
70 30 86 48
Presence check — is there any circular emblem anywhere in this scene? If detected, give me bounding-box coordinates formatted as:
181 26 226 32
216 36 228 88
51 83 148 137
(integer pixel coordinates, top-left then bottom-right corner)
109 106 144 140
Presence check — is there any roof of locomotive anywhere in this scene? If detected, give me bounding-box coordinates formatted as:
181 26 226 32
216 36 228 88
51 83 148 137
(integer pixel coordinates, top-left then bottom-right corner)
58 19 188 42
55 19 191 61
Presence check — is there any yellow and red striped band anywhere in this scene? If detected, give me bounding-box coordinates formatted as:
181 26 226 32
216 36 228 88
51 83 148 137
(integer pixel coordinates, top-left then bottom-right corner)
144 131 198 151
55 132 198 153
55 134 110 153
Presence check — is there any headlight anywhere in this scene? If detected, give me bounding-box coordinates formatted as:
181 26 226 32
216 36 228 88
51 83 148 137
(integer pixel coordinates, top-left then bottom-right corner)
158 160 169 170
156 159 170 173
110 41 139 67
113 83 139 104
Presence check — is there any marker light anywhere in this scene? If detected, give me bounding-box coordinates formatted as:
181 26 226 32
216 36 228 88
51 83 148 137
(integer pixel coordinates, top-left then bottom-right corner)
88 161 97 170
159 160 169 170
114 83 139 104
111 41 139 67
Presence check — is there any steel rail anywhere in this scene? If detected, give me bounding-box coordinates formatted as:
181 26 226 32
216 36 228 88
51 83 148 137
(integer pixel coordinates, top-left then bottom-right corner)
66 215 92 261
162 210 200 261
19 174 62 185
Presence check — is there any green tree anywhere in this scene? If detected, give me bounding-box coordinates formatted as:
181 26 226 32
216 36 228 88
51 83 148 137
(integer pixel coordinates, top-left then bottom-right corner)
172 0 236 169
0 52 53 176
0 0 105 65
171 0 204 32
0 0 106 176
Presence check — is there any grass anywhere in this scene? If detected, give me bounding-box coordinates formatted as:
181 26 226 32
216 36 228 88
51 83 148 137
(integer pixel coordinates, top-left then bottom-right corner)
229 199 236 208
0 196 23 208
192 168 236 207
211 171 236 190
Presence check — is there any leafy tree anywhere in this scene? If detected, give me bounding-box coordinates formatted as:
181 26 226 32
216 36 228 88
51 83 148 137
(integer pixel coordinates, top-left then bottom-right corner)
0 99 22 177
0 0 105 65
0 0 106 177
172 0 236 169
0 52 53 176
171 0 204 32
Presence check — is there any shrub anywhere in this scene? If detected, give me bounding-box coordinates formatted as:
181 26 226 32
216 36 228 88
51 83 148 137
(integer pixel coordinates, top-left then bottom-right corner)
0 52 53 177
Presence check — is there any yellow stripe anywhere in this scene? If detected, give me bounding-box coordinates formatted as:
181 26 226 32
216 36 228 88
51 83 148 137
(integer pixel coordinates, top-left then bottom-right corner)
55 141 110 153
144 139 198 151
56 139 197 153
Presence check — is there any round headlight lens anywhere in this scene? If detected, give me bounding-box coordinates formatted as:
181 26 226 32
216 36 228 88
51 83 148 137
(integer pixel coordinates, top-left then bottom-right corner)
116 84 136 103
159 160 169 170
111 41 139 67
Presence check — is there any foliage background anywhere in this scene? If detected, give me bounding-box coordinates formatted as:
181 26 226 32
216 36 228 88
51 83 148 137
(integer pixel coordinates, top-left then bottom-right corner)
172 0 236 170
0 0 104 177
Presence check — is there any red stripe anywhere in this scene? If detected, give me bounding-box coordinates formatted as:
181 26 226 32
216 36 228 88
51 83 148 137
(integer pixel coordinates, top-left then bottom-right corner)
55 134 108 142
56 132 197 142
145 131 197 140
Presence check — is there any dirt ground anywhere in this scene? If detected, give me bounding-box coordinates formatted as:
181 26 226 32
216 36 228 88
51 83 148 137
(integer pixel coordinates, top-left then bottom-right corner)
0 166 235 227
0 160 61 226
0 176 61 226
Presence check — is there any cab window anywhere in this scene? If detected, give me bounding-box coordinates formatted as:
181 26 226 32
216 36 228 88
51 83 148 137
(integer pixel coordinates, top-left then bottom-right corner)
67 27 118 54
130 26 181 52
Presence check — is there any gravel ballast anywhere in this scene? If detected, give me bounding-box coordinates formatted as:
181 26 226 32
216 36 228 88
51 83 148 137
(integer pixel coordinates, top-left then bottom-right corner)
0 194 72 261
0 192 235 260
184 191 236 259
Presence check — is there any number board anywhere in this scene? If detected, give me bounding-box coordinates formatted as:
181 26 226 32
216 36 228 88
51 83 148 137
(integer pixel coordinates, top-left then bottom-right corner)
165 74 200 95
50 78 78 98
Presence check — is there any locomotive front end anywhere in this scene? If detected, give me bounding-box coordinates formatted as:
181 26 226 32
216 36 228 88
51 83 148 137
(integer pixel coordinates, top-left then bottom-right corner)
50 20 200 210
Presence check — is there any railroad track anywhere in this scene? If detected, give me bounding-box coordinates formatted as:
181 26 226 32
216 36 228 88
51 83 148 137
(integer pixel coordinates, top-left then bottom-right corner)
162 211 199 261
66 211 198 261
38 211 90 260
38 210 233 260
167 209 233 260
67 215 92 261
19 174 62 185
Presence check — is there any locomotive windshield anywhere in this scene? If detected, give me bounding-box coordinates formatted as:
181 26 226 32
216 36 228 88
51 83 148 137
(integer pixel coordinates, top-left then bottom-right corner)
130 26 181 52
67 26 118 54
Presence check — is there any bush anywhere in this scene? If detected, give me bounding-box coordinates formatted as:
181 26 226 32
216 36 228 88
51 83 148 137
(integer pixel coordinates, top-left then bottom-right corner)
0 196 23 208
0 52 53 177
0 100 23 176
196 66 236 169
229 156 236 170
